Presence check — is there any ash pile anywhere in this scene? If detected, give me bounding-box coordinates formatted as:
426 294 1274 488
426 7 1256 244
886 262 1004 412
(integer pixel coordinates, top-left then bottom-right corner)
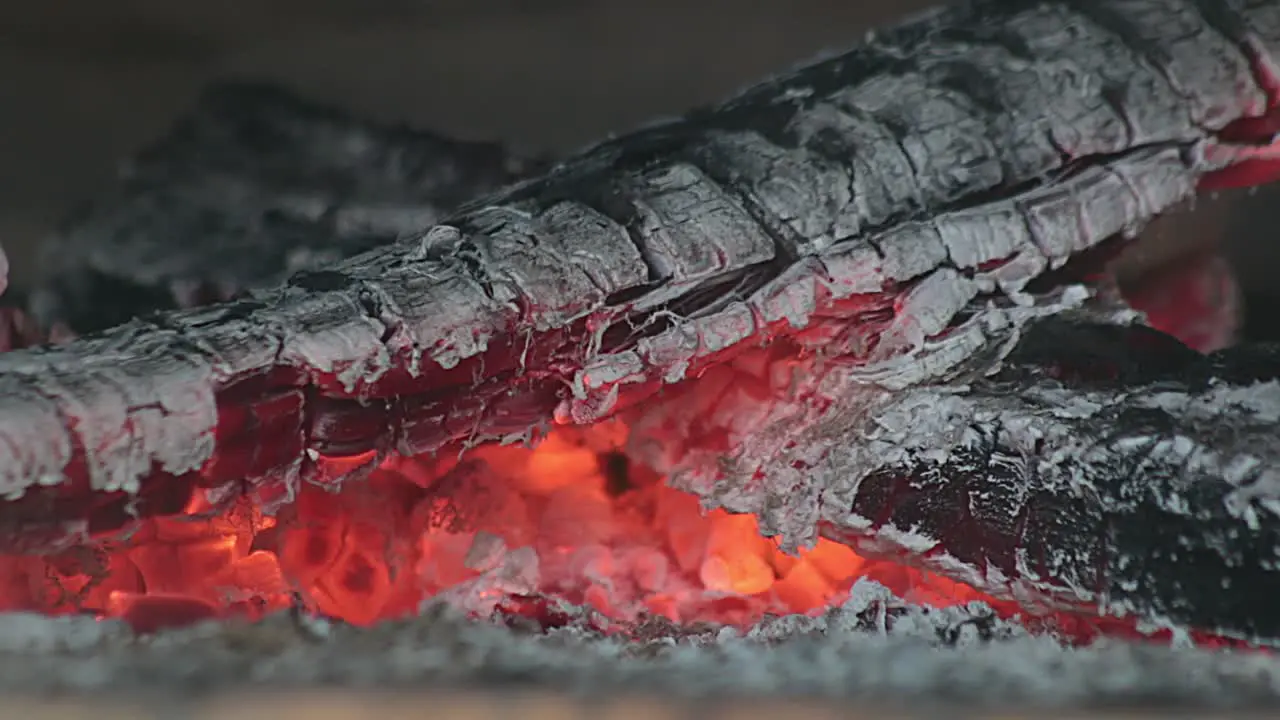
6 581 1280 708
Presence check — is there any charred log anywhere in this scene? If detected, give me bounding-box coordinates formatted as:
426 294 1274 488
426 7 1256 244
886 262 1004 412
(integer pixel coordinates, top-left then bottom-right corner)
781 317 1280 645
24 82 540 334
2 0 1276 498
20 0 1280 337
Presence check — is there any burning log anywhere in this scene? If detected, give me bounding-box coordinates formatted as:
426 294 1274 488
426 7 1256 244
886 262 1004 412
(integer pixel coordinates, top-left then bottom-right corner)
1 0 1280 651
773 316 1280 645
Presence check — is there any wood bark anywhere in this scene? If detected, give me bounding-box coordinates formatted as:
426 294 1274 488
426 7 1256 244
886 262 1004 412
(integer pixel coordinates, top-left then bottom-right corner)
0 0 1279 642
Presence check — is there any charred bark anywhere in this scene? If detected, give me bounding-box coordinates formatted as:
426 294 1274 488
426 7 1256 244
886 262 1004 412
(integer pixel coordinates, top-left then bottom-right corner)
22 0 1280 337
790 318 1280 645
24 82 540 334
0 0 1279 642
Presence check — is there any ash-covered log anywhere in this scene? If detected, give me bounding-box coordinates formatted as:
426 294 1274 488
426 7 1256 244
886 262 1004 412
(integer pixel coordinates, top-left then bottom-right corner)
770 316 1280 645
23 81 540 334
1 0 1280 654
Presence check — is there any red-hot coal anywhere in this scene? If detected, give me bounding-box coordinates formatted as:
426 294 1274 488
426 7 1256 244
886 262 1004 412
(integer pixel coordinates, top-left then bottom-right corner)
0 361 994 635
0 243 1250 640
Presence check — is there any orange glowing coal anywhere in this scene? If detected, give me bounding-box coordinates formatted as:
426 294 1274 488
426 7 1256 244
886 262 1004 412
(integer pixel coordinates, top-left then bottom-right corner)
0 410 998 635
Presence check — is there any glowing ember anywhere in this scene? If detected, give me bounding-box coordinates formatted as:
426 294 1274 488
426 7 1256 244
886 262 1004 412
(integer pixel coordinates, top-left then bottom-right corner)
0 405 999 634
0 249 1231 637
0 235 1248 641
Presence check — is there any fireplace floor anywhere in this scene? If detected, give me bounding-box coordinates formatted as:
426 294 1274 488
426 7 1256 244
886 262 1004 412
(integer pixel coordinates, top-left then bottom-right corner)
9 694 1280 720
16 694 1280 720
5 585 1280 712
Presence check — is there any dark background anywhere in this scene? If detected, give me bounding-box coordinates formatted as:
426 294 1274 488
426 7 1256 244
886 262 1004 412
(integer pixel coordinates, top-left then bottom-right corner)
0 0 1275 332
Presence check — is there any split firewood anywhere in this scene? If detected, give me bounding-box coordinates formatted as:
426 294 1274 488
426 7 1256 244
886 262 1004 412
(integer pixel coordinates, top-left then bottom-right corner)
2 0 1280 644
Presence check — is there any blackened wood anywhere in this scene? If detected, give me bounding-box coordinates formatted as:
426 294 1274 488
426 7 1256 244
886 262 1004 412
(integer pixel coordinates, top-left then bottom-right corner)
26 82 539 334
788 318 1280 644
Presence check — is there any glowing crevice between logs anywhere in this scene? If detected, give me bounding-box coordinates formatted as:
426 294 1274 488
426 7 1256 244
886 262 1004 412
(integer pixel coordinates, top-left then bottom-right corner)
0 379 991 636
0 250 1235 641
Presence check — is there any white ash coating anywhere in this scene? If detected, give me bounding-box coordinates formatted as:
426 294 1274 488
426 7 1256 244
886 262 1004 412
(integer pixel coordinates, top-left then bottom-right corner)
4 582 1280 710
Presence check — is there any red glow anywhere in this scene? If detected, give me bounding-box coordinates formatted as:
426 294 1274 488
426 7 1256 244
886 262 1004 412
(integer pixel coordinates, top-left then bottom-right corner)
0 248 1249 643
1121 251 1240 353
0 333 1244 648
0 408 1010 635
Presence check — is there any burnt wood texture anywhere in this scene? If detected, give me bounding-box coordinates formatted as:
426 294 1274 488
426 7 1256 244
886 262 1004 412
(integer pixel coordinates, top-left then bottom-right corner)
2 0 1280 642
25 82 539 334
810 318 1280 645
